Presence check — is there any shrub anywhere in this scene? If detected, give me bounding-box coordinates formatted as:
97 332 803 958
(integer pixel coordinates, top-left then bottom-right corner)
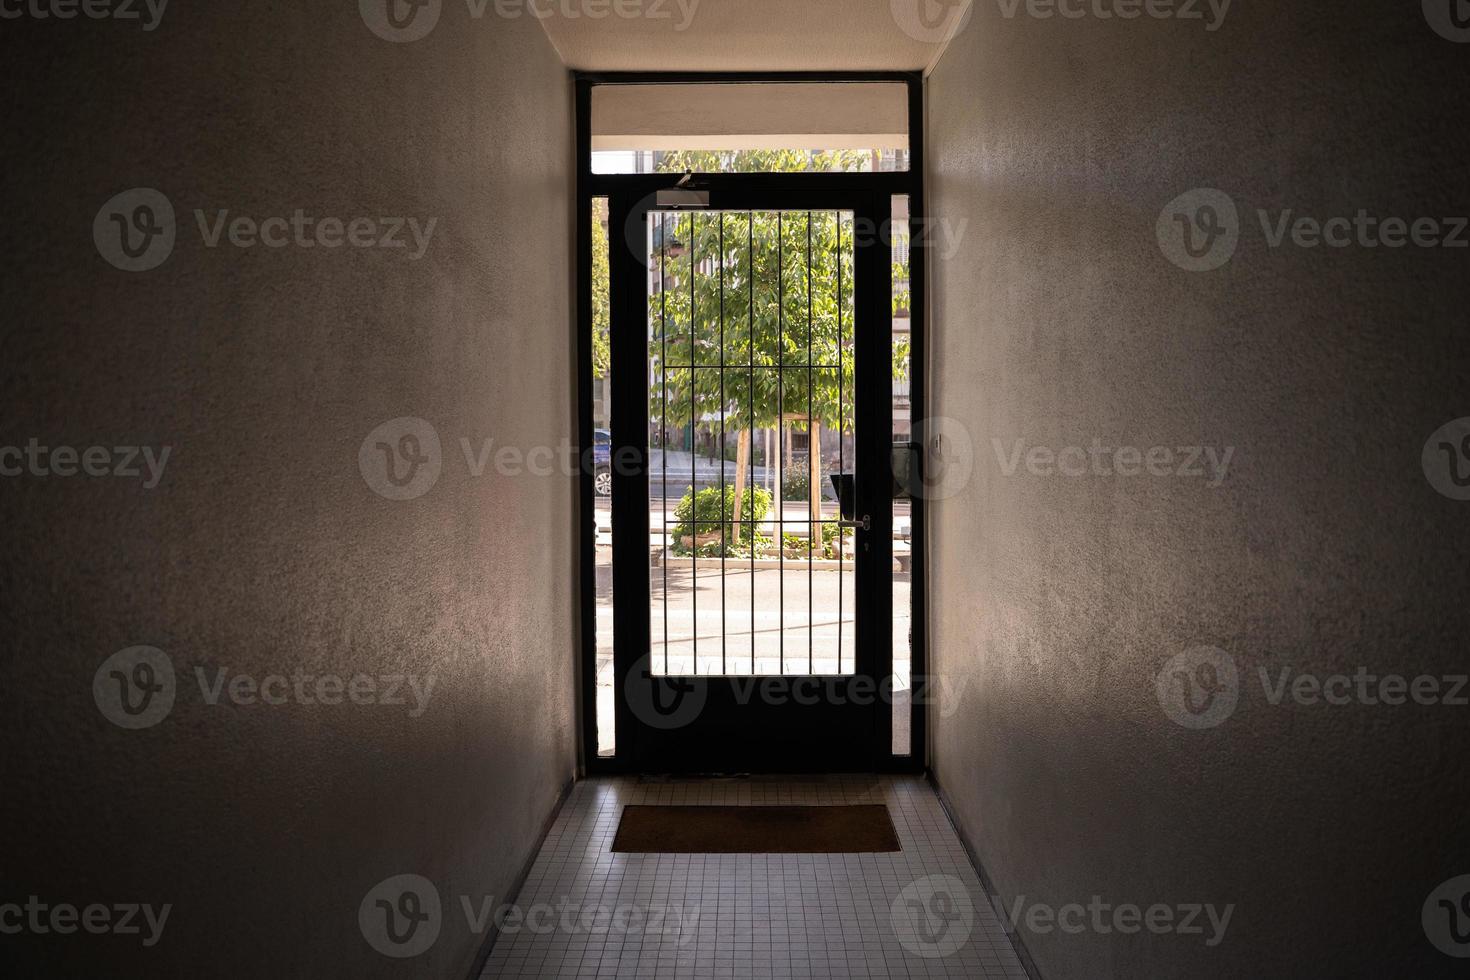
671 485 773 557
764 520 858 558
781 469 810 501
772 522 852 561
820 520 853 560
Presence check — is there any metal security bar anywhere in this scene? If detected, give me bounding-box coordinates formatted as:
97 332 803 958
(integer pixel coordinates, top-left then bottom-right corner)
649 210 855 678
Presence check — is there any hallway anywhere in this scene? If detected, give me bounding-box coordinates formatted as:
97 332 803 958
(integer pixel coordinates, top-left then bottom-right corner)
484 777 1027 980
5 1 1467 978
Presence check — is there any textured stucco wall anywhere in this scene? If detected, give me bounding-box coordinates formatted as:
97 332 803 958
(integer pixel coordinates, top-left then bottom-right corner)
1 5 574 978
927 2 1469 978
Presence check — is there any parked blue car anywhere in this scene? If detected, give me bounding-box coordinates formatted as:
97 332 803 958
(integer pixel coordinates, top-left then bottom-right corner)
592 428 612 496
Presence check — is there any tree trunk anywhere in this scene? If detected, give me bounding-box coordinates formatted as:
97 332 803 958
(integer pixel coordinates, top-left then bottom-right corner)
809 419 822 554
766 429 775 496
730 429 751 530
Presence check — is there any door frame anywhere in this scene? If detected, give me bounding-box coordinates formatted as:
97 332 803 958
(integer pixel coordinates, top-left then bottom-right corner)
575 71 928 774
612 190 890 773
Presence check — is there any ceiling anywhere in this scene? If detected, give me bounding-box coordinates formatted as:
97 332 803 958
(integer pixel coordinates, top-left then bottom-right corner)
591 82 909 149
535 0 971 73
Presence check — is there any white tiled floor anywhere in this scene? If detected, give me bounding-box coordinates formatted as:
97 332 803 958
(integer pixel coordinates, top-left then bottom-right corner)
482 776 1029 980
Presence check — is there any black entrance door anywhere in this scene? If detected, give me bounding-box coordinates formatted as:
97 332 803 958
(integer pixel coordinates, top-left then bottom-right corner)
608 188 893 772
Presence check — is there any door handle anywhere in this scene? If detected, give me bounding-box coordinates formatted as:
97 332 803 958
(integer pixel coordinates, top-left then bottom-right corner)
837 515 871 532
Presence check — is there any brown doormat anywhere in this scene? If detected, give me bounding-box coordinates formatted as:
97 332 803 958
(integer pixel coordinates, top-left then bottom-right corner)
611 804 901 853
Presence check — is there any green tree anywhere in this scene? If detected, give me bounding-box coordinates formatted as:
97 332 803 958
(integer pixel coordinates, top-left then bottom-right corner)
647 150 910 539
591 150 912 543
591 199 611 379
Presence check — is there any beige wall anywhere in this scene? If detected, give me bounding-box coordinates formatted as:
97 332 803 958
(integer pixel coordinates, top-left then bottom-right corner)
2 6 574 978
927 2 1468 977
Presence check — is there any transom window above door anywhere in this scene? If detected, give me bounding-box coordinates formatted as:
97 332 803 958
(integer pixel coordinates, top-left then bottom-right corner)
590 82 910 174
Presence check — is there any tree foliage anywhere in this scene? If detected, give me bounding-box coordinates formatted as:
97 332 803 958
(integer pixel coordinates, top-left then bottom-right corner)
651 208 855 435
590 151 912 422
591 200 611 378
647 150 910 436
590 151 913 532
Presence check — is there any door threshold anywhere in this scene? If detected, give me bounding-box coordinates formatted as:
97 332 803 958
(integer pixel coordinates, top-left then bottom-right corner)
635 772 865 783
